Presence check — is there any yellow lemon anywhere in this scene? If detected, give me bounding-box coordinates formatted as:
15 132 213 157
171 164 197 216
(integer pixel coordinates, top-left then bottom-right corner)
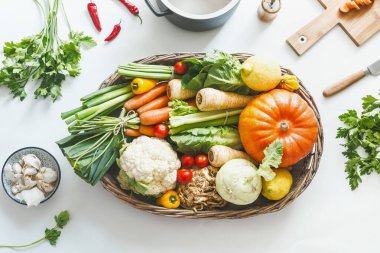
241 56 282 92
261 168 293 200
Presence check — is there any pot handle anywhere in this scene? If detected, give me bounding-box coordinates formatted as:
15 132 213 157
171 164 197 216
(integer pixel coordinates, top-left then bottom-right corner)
145 0 172 17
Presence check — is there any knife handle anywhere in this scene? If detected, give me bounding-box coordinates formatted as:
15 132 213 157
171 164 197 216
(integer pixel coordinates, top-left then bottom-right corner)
323 70 367 97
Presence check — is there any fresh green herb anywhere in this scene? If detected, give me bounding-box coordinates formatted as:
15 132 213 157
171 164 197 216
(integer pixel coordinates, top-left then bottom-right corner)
181 50 254 95
258 140 283 181
170 126 242 155
0 0 96 101
0 210 70 249
169 99 199 116
337 91 380 190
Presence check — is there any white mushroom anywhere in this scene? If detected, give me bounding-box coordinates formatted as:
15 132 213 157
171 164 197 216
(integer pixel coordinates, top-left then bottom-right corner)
21 154 41 169
37 180 55 193
11 184 26 194
12 163 22 174
23 167 38 176
23 176 37 189
39 167 58 184
20 187 45 207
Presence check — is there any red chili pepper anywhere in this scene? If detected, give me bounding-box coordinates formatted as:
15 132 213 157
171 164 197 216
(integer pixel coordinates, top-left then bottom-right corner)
118 0 142 24
87 1 102 32
104 21 121 42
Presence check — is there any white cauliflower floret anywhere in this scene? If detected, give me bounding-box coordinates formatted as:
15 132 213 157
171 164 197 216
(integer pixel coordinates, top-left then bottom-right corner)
118 136 181 196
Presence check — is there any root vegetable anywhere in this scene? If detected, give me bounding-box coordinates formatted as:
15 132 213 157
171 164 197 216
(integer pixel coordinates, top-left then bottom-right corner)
196 88 253 111
136 96 169 114
139 107 172 125
124 83 167 110
124 128 142 137
138 125 155 137
167 79 197 100
208 145 253 167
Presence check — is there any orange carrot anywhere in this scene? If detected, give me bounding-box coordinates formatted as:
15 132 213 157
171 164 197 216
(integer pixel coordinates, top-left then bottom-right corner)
139 107 172 125
186 98 196 106
124 83 167 110
124 128 142 137
137 96 169 114
139 125 155 137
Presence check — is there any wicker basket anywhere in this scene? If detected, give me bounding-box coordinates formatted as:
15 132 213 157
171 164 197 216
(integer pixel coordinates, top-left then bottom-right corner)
100 53 324 219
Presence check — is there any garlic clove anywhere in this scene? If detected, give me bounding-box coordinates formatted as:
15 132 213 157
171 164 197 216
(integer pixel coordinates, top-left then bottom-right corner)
40 167 58 184
21 154 41 170
20 188 45 207
34 172 43 181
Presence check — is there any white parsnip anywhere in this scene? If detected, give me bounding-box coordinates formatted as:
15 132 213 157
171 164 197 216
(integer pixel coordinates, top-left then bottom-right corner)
196 88 253 111
167 79 197 100
208 145 253 167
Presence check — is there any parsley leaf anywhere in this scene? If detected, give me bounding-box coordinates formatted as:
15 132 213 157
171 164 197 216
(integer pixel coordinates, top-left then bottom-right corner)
337 90 380 190
258 139 283 181
0 0 95 101
0 210 70 249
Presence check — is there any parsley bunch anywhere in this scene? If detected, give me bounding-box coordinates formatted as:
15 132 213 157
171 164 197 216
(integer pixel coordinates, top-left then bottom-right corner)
0 0 96 101
337 91 380 190
0 210 70 249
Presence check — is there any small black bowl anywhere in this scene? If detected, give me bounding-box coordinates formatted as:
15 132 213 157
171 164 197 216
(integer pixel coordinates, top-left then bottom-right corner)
1 147 61 206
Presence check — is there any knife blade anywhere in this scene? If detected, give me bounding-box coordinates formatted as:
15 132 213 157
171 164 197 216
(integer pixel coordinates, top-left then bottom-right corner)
367 59 380 76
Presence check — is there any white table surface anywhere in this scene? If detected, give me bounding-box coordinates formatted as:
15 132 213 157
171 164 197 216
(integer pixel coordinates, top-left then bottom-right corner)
1 0 380 252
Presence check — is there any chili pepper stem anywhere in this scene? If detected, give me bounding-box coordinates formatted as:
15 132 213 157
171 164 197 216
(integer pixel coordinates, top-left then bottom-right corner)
137 14 142 24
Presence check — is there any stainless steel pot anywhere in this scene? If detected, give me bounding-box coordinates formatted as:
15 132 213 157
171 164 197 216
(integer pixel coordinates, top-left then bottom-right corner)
145 0 241 31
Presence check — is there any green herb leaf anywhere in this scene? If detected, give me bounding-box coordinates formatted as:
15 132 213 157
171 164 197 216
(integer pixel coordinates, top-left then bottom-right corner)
45 228 61 246
258 140 283 181
168 99 199 116
337 90 380 190
54 210 70 229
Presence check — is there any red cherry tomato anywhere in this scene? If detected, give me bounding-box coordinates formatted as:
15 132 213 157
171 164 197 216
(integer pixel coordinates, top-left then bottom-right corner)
195 154 208 167
174 62 187 75
180 154 194 167
153 124 169 139
177 169 192 183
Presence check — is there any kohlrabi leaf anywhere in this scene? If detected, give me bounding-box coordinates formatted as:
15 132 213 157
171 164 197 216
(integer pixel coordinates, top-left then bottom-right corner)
258 140 283 181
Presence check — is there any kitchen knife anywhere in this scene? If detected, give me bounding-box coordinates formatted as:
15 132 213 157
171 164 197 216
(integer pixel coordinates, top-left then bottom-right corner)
323 59 380 97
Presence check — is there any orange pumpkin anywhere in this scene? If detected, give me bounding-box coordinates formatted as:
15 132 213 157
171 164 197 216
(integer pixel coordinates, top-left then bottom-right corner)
238 89 318 167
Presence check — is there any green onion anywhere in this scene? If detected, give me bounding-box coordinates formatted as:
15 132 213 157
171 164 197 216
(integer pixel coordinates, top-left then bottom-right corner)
80 83 127 101
83 86 131 108
61 106 84 120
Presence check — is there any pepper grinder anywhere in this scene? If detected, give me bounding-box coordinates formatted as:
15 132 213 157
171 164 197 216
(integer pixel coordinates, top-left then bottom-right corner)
257 0 281 22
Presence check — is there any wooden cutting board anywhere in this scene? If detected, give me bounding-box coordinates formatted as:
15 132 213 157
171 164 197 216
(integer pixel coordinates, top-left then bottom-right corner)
287 0 380 55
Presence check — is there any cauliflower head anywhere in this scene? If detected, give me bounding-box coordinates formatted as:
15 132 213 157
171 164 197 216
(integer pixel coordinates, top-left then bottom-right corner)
117 136 181 196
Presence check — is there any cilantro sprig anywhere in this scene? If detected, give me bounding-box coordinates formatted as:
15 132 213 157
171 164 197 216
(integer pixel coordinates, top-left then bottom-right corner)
337 91 380 190
0 0 96 101
0 210 70 249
